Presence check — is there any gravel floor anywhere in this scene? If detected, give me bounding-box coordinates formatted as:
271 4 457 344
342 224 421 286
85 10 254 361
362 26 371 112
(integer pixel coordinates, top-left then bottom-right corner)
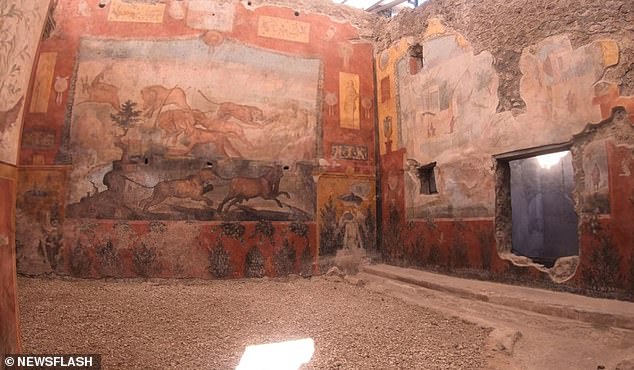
18 276 490 369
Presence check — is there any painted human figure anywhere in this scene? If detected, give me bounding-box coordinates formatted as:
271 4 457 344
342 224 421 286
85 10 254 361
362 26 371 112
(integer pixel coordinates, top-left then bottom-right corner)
343 80 359 123
337 209 367 250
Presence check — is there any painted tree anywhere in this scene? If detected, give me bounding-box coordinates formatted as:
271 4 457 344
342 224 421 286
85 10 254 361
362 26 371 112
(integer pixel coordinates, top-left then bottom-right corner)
319 197 341 256
110 100 141 163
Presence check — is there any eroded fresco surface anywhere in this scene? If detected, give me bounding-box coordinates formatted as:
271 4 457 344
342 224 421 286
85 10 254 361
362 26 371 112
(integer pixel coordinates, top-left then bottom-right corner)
379 18 634 297
0 1 49 164
1 0 50 355
16 0 376 279
66 38 320 221
397 34 498 218
317 175 376 257
395 31 621 219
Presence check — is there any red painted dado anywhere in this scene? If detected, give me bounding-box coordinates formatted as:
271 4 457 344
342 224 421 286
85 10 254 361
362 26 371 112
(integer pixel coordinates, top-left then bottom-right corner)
399 220 498 270
57 220 316 279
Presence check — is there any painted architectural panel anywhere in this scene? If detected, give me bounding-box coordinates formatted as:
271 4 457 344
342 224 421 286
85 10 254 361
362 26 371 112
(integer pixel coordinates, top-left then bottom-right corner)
331 143 368 161
257 15 310 44
16 167 68 275
107 0 166 23
376 40 409 155
21 128 56 150
29 52 57 113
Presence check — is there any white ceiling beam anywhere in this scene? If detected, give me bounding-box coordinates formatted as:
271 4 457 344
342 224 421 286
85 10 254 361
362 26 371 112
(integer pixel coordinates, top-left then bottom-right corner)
368 0 408 13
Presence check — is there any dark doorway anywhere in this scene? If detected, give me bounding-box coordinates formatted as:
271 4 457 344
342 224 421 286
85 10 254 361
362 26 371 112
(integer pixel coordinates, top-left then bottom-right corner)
509 151 578 267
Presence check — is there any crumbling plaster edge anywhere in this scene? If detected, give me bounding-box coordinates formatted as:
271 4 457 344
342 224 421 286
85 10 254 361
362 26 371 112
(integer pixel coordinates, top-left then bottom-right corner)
495 106 634 284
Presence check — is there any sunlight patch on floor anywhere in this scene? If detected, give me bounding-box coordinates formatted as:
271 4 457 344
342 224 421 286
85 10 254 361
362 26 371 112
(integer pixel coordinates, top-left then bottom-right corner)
236 338 315 370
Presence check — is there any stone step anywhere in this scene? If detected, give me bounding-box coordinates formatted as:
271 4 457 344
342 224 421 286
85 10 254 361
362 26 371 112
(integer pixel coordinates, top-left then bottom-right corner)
360 264 634 330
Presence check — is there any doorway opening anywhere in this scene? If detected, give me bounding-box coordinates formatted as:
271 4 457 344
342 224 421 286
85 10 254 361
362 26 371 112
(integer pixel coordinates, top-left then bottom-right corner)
495 144 579 269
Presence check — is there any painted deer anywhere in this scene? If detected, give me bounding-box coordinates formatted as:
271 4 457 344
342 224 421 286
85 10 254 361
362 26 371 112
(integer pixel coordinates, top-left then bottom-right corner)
80 70 121 110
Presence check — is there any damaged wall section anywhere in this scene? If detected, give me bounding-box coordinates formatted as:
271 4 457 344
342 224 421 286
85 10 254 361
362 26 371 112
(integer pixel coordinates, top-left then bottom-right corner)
375 5 634 299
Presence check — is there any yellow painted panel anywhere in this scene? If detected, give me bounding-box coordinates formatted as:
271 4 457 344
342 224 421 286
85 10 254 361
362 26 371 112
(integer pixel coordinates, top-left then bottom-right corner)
339 72 360 129
108 0 165 23
597 39 619 67
29 52 57 113
257 15 310 44
376 39 409 154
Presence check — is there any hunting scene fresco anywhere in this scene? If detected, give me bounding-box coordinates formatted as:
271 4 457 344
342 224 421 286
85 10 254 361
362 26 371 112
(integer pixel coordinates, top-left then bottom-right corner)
66 37 320 221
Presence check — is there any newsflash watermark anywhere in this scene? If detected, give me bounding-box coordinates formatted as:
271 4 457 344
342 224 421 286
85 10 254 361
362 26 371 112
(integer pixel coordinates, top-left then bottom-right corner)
4 354 101 369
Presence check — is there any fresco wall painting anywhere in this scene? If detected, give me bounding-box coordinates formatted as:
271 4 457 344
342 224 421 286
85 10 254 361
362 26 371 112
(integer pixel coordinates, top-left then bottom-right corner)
321 62 375 177
581 139 611 214
0 0 50 165
0 174 19 354
376 40 409 155
107 0 166 24
257 15 310 44
29 52 57 114
396 33 497 219
15 1 376 281
317 174 376 270
339 72 361 129
187 1 235 32
65 37 320 222
15 166 68 275
379 18 634 298
1 0 50 356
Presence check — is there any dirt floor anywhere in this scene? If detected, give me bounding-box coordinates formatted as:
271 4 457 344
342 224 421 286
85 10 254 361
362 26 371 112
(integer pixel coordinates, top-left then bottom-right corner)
359 271 634 370
18 276 490 369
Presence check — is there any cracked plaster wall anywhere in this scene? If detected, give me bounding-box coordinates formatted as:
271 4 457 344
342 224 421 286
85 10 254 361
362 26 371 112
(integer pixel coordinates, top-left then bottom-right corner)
375 1 634 296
